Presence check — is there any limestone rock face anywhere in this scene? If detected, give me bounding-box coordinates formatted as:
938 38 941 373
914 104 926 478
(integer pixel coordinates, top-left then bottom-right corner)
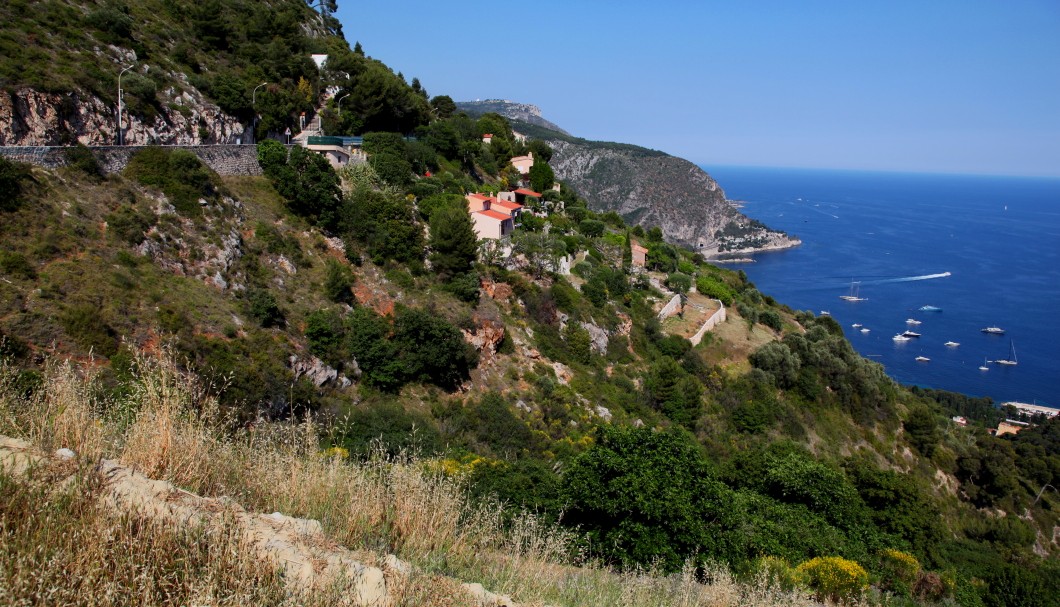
289 355 341 388
0 85 247 146
547 139 799 255
462 319 506 357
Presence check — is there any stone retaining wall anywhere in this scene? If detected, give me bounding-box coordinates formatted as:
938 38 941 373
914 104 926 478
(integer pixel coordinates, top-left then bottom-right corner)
689 300 727 346
0 144 271 176
657 293 683 321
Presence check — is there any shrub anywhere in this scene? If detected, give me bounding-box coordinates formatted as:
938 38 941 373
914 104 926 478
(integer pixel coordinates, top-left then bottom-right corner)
106 204 153 245
795 556 868 603
323 259 355 304
577 219 605 238
60 303 118 357
665 272 692 294
695 275 736 305
245 288 284 328
125 147 216 216
442 272 480 303
876 548 921 595
0 157 31 212
63 144 104 180
0 251 36 280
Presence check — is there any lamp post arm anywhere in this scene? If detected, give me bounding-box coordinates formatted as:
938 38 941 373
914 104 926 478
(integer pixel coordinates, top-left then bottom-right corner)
1034 483 1057 504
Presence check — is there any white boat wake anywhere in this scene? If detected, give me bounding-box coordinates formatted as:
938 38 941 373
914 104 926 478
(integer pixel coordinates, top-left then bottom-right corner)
862 272 951 285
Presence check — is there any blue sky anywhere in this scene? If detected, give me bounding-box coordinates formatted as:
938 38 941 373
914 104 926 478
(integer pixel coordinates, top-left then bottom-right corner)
335 1 1060 177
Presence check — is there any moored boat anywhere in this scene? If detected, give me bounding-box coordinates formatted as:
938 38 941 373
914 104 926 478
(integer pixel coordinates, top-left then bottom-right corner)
860 328 870 333
906 319 922 325
979 358 990 371
919 305 942 312
995 340 1018 366
915 356 930 362
902 330 921 338
981 327 1005 335
893 334 911 342
944 341 959 347
840 280 867 302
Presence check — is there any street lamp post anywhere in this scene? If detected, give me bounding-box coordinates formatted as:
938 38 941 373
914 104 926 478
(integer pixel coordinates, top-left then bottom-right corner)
117 64 134 145
252 82 268 106
336 93 350 115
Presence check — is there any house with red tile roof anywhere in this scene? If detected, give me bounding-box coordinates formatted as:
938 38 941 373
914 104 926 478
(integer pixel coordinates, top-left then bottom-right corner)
482 133 493 144
465 193 523 239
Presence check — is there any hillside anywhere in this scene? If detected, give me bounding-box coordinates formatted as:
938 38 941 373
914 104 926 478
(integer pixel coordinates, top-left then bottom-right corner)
458 101 800 256
1 2 1059 606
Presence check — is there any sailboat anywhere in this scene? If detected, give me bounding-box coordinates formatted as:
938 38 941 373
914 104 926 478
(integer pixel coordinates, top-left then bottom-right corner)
995 340 1018 366
979 358 990 371
840 280 867 302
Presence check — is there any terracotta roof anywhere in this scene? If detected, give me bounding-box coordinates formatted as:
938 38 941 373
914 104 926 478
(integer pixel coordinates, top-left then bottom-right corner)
492 200 523 210
631 243 648 253
467 193 490 200
510 155 532 163
474 209 510 221
513 188 542 197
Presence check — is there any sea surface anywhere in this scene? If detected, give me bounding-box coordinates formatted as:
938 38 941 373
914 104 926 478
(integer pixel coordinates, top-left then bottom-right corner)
703 166 1060 408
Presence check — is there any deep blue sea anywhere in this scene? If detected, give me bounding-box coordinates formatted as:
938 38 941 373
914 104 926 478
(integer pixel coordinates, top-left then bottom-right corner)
703 166 1060 408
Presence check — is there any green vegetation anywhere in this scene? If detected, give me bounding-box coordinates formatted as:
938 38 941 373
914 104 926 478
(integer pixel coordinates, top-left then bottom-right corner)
0 3 1057 604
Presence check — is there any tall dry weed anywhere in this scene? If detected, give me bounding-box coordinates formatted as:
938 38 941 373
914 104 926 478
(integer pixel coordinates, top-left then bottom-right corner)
0 352 824 607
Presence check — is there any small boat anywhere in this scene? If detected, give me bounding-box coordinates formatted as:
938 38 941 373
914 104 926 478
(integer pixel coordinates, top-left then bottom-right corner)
915 356 930 362
840 280 867 302
906 319 922 325
995 340 1018 366
981 327 1005 335
902 330 921 338
820 310 831 316
979 357 990 371
944 341 960 347
893 334 911 342
860 328 870 333
919 305 942 312
852 323 862 328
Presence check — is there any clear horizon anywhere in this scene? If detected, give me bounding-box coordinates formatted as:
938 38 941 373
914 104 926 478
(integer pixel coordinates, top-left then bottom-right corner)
336 1 1060 179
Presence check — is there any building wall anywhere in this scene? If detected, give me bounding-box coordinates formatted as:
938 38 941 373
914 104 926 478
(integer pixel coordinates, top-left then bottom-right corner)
472 214 502 239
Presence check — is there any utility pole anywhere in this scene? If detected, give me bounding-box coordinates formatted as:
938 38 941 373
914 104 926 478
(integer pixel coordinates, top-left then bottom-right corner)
117 64 134 145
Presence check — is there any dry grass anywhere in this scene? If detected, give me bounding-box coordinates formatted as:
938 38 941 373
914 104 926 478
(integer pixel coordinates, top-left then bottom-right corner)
0 353 819 607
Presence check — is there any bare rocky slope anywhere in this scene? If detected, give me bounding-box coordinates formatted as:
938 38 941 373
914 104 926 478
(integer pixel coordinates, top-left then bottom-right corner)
457 101 799 256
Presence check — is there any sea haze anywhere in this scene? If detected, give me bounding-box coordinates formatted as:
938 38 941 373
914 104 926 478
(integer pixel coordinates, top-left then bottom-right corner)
704 166 1060 408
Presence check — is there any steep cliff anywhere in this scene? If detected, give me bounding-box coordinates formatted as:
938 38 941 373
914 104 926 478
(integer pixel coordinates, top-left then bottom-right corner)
0 85 247 147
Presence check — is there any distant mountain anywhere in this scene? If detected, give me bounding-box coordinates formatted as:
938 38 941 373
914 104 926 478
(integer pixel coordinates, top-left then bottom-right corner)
457 100 798 256
455 99 570 136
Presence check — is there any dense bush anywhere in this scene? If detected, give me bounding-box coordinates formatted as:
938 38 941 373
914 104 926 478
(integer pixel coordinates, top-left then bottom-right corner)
562 426 733 572
795 556 868 603
258 143 342 228
125 147 216 216
323 259 355 304
0 157 32 212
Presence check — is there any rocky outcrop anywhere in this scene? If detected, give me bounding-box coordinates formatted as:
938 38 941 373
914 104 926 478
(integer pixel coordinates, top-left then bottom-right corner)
0 84 247 147
547 139 799 255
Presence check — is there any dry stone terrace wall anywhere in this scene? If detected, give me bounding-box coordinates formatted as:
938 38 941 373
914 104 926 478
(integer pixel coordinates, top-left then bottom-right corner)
0 144 285 176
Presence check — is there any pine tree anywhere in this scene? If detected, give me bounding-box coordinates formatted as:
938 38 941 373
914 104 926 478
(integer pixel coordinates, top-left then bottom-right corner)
429 206 478 279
